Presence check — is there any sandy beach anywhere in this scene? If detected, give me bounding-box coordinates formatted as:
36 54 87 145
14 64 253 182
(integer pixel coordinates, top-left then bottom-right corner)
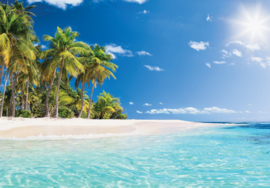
0 118 223 138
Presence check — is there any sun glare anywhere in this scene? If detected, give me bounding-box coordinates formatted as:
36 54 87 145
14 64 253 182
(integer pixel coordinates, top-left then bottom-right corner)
231 4 270 42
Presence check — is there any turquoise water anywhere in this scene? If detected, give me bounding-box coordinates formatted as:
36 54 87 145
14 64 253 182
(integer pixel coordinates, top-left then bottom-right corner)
1 123 270 187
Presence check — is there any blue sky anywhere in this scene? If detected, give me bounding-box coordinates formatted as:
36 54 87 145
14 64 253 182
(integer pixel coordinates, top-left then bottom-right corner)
3 0 270 122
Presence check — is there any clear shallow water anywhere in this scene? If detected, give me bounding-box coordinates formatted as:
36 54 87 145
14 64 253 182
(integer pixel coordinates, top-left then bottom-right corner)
1 123 270 187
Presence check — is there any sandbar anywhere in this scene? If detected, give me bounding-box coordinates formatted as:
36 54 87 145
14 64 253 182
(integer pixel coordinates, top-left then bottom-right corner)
0 118 225 139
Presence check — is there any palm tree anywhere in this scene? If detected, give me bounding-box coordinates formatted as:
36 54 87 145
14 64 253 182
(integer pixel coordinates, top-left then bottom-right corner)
13 0 36 17
73 88 89 116
42 27 86 118
74 71 91 118
0 2 37 117
49 86 74 116
94 91 121 119
0 71 9 117
79 45 118 119
0 2 36 88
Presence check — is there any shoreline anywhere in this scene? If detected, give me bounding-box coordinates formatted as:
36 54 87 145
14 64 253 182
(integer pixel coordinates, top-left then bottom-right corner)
0 118 225 139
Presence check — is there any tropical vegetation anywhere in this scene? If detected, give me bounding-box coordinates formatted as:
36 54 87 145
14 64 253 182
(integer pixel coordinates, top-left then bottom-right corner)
0 1 127 119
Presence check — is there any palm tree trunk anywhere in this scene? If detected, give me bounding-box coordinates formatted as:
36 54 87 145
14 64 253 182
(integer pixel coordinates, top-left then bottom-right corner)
50 106 56 117
0 75 8 117
110 112 117 119
78 83 84 118
25 81 29 110
99 111 105 119
54 59 64 118
45 68 56 117
21 90 24 110
87 80 95 119
9 74 14 117
11 77 16 117
0 60 5 88
12 75 19 117
12 68 22 117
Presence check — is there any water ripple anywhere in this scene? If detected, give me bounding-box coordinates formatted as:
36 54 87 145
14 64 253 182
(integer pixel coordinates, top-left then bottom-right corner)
0 124 270 186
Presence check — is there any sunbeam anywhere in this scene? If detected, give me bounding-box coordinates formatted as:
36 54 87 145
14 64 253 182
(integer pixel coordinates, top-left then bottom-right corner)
230 4 270 43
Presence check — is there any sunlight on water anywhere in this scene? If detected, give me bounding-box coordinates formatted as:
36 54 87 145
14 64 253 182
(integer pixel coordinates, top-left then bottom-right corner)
0 123 270 187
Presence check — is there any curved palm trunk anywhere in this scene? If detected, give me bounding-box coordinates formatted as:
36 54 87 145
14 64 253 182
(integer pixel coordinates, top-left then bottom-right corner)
54 59 65 118
0 61 5 88
25 80 29 110
21 90 24 110
12 68 22 117
99 110 106 119
87 80 95 119
110 112 117 119
78 83 84 118
12 74 19 117
9 75 14 117
0 75 8 117
11 78 16 117
45 68 56 117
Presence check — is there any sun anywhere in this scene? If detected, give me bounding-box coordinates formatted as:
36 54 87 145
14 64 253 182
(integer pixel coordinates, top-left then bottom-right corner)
230 4 270 42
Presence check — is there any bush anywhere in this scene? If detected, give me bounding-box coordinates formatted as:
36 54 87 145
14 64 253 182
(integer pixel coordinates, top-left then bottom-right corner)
59 107 74 118
115 114 127 119
81 111 87 119
19 110 32 118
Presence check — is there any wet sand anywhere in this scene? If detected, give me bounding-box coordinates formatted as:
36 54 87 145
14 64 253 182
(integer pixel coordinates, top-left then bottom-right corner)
0 118 222 138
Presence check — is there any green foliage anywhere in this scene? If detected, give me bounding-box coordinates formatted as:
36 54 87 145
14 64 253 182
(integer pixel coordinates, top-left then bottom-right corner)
19 110 32 118
94 91 126 119
58 106 74 118
15 110 32 118
81 111 88 119
115 113 127 120
0 2 127 120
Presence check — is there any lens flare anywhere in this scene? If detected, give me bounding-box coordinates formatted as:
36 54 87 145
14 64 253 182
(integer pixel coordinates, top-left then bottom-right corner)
230 4 270 42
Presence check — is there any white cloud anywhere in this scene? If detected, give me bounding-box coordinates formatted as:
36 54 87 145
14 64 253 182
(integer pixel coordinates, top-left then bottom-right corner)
124 0 147 4
189 41 209 51
146 109 170 114
108 53 116 59
206 63 211 68
33 43 47 49
222 49 228 54
146 107 237 115
203 107 237 114
206 14 212 21
251 56 270 68
27 0 83 9
143 103 152 106
250 57 262 63
137 51 152 56
221 49 231 58
232 49 242 57
226 41 260 51
245 44 260 51
144 65 164 71
129 102 134 105
41 45 47 49
159 102 163 105
138 10 149 14
245 110 252 113
136 110 143 114
105 44 133 59
213 61 226 64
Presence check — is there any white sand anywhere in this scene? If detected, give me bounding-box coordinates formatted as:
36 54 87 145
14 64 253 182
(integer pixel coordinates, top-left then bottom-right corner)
0 117 222 138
